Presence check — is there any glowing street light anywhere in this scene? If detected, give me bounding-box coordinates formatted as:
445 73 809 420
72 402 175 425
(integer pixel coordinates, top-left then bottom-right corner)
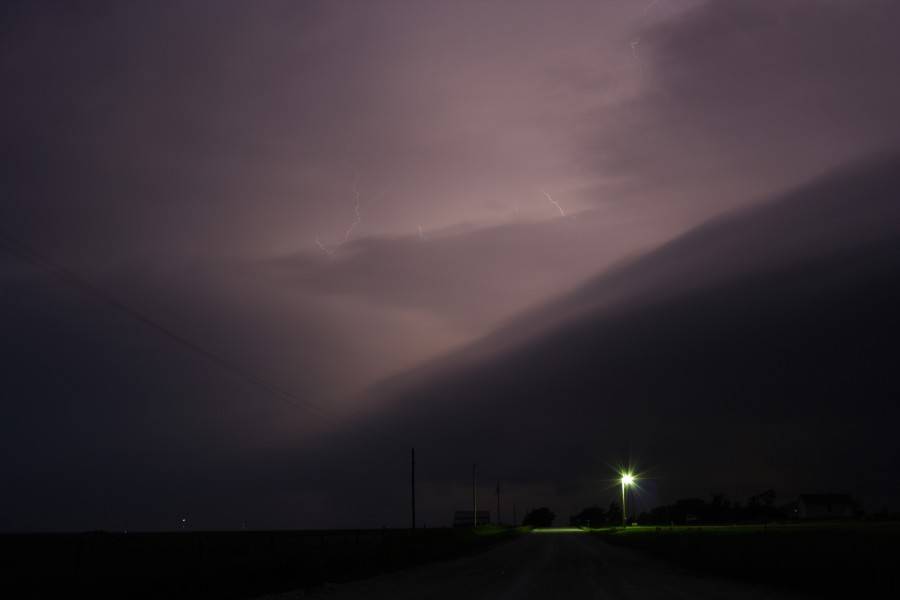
621 474 634 527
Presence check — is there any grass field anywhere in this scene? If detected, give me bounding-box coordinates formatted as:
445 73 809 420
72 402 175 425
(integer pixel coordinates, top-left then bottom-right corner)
592 521 900 598
0 525 523 599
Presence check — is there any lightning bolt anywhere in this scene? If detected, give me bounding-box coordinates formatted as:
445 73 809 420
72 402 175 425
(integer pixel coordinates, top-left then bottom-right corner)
418 225 429 241
314 235 334 257
541 187 565 217
642 0 661 15
632 1 663 75
315 138 388 257
631 37 642 74
341 170 387 244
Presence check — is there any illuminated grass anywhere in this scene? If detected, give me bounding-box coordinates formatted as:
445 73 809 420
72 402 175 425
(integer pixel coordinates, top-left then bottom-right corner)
591 521 900 598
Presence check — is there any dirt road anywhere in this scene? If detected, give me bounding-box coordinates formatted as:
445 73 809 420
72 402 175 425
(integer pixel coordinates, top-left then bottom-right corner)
261 528 811 599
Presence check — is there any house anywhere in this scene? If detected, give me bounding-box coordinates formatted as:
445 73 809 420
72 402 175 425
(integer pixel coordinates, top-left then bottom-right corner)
796 494 855 519
453 510 491 527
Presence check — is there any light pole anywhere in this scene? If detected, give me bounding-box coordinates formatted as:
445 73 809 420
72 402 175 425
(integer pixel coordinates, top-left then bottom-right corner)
621 474 634 527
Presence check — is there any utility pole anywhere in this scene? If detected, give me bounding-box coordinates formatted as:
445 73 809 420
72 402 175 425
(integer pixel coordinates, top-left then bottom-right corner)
496 480 501 526
514 503 517 527
631 485 635 524
411 447 416 530
472 463 477 527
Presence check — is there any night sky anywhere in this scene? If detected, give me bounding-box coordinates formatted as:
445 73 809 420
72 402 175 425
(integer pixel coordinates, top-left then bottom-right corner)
2 0 899 532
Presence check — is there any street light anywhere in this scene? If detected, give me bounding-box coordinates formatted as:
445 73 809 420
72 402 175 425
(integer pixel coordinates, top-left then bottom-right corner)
621 474 634 527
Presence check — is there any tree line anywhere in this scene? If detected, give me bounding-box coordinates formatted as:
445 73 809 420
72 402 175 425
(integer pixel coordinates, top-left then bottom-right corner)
569 489 790 526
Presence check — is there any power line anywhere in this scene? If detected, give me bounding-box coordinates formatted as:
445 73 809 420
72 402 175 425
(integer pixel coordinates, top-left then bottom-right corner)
0 229 401 455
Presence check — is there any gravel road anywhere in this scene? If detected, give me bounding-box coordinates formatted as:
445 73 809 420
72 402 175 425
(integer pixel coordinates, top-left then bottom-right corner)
260 528 812 600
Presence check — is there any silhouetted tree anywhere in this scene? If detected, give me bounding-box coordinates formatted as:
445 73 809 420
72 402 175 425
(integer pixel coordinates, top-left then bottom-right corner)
523 507 555 527
646 505 669 525
747 489 777 521
637 489 784 526
570 506 605 527
674 497 706 523
710 493 731 522
606 501 622 525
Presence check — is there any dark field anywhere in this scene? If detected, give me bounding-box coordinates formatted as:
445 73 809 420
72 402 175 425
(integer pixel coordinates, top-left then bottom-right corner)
594 521 900 599
7 522 898 598
1 526 520 599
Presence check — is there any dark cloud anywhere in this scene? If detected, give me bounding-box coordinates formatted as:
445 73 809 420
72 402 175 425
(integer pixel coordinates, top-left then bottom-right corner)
353 150 900 524
585 0 900 212
2 1 899 531
270 209 664 330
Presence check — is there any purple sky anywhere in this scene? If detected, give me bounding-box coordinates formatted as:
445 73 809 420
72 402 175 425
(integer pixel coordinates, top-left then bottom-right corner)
2 0 900 531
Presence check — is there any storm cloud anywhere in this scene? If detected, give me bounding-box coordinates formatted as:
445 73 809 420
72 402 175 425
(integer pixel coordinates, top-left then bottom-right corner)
2 1 899 531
